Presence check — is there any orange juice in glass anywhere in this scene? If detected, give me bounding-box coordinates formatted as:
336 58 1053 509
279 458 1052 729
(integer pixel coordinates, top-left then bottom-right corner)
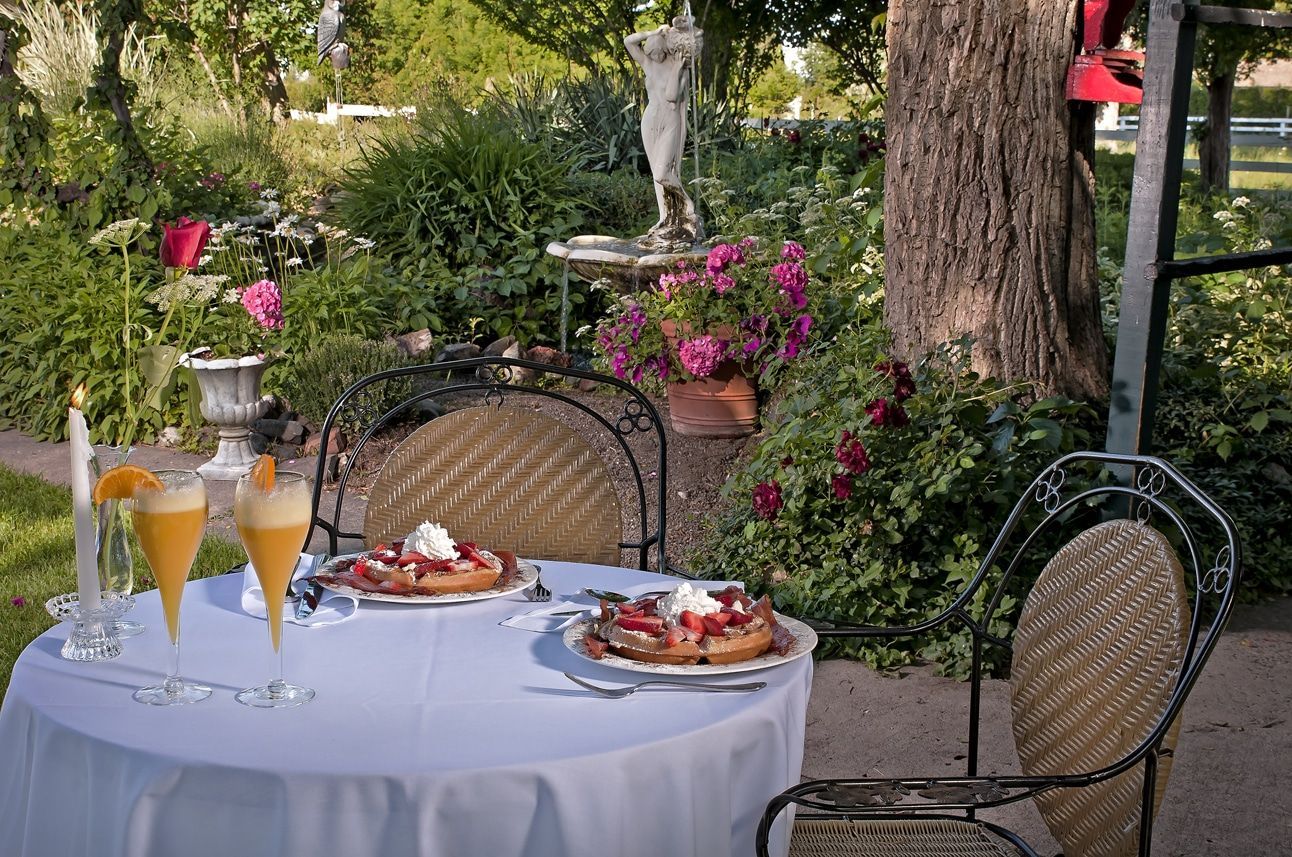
234 469 314 708
131 470 212 705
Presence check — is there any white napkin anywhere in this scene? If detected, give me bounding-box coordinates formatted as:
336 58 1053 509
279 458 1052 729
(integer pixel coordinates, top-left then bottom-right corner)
240 553 358 627
499 601 591 633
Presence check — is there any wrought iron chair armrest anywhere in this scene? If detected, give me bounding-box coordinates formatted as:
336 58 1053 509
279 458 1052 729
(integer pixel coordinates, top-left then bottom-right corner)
663 561 699 580
801 606 966 639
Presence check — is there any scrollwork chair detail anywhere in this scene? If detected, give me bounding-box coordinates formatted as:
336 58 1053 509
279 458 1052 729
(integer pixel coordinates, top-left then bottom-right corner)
306 356 670 572
758 451 1242 857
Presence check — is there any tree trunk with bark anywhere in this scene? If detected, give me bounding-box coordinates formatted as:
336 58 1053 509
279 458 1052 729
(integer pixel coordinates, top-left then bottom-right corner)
883 0 1108 400
257 40 289 122
89 0 151 174
1200 71 1234 193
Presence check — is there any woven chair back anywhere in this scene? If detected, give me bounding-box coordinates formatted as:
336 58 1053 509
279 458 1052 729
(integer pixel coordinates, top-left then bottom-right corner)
1009 519 1190 857
364 406 623 566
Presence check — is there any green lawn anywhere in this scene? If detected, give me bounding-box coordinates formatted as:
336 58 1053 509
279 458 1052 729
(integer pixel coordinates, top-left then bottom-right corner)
0 465 246 698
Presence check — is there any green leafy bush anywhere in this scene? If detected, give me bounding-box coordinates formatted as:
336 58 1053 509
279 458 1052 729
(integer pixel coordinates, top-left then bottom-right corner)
277 334 414 437
0 218 183 443
336 102 592 343
568 169 656 238
697 324 1093 677
1153 195 1292 596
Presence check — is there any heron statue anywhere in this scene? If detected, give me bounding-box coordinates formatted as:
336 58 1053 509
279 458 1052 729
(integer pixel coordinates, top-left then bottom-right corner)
316 0 349 144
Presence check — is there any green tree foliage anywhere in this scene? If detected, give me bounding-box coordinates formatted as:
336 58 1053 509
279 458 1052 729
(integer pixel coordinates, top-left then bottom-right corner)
354 0 566 105
747 54 801 117
471 0 778 105
148 0 320 119
767 0 887 92
0 17 55 206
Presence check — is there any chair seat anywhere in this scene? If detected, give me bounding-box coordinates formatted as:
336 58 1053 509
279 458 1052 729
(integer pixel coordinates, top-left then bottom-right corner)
789 818 1028 857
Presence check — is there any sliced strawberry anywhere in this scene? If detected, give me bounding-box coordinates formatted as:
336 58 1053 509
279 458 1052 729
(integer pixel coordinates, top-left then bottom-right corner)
377 579 411 594
705 611 733 627
353 557 372 578
679 627 704 643
584 635 609 659
396 551 430 567
411 558 456 575
663 627 688 648
702 615 729 637
374 543 389 554
679 610 707 634
723 606 755 626
336 571 385 593
715 593 737 608
454 542 477 559
391 539 406 552
617 615 665 634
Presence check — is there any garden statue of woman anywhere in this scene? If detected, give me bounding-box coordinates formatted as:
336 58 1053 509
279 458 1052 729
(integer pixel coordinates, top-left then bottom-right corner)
625 15 704 247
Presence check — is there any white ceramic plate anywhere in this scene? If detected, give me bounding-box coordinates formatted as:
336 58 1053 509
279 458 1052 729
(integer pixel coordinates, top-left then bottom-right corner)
562 613 818 676
316 555 540 604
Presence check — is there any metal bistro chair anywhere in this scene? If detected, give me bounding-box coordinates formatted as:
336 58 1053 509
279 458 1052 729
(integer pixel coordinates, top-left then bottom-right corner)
757 451 1242 857
305 356 670 572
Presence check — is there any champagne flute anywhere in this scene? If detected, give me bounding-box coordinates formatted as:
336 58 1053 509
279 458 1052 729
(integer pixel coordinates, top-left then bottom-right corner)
234 470 315 708
131 470 212 705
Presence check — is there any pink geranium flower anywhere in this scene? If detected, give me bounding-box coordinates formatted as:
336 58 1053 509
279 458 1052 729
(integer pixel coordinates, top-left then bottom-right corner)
678 336 725 378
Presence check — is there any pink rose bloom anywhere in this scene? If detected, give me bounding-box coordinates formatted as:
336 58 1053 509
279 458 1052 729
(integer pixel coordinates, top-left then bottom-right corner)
678 335 725 378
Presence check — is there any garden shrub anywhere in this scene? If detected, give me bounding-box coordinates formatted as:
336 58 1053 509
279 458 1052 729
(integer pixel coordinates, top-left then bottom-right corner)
337 102 594 344
277 334 414 437
1153 195 1292 596
697 323 1094 677
568 169 656 238
0 218 184 444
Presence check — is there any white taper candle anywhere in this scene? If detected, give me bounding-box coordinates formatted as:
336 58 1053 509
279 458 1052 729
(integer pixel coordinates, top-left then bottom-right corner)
69 388 101 613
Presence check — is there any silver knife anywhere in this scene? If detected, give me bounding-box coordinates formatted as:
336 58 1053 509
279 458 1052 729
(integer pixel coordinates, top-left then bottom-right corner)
294 554 327 619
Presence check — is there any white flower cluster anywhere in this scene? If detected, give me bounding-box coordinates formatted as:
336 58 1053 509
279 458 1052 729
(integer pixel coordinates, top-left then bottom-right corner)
146 274 230 311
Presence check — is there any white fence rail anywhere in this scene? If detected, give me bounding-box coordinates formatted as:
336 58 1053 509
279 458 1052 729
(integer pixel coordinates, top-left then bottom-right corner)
288 102 417 125
1113 114 1292 136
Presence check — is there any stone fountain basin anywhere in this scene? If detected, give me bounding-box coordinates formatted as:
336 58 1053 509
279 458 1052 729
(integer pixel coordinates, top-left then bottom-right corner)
547 235 709 294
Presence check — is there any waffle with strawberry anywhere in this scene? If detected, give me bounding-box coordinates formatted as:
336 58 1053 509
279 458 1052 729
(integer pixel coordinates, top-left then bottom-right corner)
316 539 518 596
584 584 795 666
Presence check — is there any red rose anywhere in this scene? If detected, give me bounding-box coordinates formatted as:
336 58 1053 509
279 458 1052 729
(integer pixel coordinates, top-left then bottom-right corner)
865 397 910 428
752 480 783 521
834 430 872 475
831 474 852 500
160 217 211 270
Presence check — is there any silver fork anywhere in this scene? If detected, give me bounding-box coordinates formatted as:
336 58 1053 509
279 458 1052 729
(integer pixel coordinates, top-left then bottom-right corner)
528 565 551 602
563 672 766 698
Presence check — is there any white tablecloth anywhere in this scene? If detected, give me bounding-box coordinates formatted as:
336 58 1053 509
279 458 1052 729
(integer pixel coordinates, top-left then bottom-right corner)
0 562 811 857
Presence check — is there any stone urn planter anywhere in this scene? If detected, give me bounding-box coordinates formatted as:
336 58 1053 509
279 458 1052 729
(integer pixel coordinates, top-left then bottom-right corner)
659 321 759 438
186 355 274 480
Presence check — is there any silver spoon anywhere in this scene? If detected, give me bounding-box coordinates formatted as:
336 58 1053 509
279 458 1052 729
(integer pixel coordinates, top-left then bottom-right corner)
563 672 765 698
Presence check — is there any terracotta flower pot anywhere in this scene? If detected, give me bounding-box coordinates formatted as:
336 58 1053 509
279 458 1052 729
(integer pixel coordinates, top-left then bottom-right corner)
660 320 759 438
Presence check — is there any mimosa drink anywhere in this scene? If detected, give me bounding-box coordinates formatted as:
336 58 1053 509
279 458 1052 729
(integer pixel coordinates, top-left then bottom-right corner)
129 470 212 706
234 490 311 652
134 487 208 644
234 467 315 708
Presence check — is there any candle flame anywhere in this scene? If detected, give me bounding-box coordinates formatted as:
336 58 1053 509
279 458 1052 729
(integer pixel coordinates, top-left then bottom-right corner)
70 383 88 410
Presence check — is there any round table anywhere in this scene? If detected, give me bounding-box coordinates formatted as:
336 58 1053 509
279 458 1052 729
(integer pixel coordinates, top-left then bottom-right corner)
0 562 810 857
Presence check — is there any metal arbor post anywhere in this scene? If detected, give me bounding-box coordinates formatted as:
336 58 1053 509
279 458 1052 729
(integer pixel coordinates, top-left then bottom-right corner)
1105 0 1292 455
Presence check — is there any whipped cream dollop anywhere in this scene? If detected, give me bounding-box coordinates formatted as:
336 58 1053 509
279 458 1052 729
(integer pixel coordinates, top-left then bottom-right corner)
656 582 723 625
404 521 457 560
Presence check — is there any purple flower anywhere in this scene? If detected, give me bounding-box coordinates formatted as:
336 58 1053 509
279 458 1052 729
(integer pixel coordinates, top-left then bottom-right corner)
771 261 808 310
865 397 910 428
247 181 262 192
706 243 745 276
752 480 783 521
778 314 813 360
781 241 806 261
831 474 853 500
10 596 25 607
241 279 284 330
835 430 872 475
678 335 725 378
712 273 736 294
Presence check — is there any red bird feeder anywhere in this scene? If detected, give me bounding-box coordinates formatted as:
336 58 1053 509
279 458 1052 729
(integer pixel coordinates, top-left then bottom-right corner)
1066 0 1144 103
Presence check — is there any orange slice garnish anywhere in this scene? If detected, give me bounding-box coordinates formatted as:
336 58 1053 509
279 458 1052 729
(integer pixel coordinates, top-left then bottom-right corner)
92 464 164 505
249 454 275 491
